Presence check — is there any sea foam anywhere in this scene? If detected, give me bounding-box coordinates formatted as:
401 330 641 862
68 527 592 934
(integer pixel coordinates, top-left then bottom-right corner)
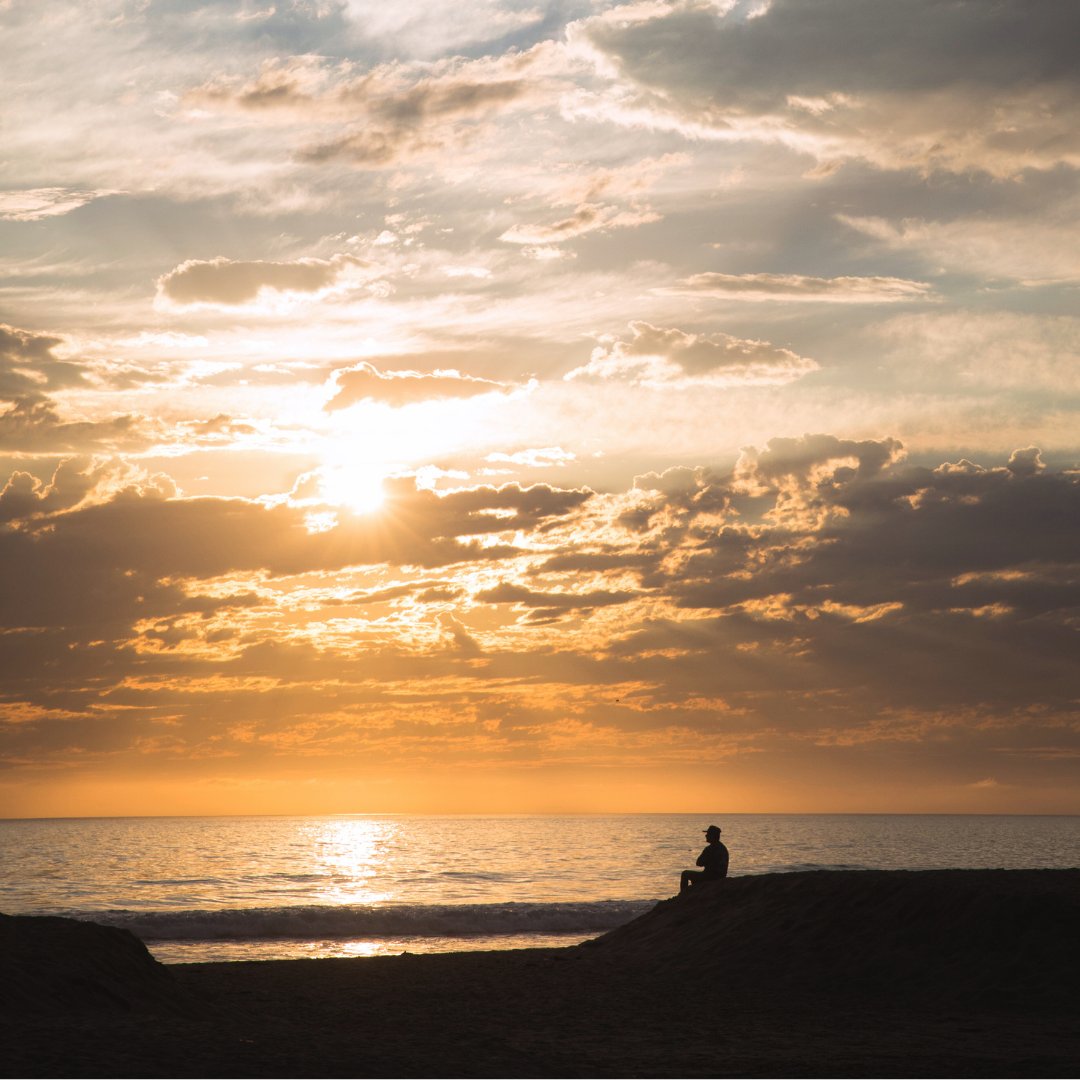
77 900 655 943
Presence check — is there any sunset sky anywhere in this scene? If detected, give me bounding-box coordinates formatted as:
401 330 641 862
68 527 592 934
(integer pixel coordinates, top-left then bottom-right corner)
2 0 1078 817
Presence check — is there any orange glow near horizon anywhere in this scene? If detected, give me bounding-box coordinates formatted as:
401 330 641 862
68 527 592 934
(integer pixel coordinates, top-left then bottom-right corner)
3 761 1077 820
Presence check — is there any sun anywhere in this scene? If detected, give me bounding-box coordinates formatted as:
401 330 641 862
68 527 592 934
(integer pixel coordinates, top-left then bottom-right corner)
320 462 388 514
316 394 485 516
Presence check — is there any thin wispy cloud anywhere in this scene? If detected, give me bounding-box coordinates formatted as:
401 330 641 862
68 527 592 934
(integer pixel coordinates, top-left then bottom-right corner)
666 273 934 303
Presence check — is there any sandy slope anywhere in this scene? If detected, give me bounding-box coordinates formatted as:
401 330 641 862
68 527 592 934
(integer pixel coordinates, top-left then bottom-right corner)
3 869 1077 1078
588 868 1079 1009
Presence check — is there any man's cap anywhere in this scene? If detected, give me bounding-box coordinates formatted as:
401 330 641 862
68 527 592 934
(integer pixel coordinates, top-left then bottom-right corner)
704 824 722 835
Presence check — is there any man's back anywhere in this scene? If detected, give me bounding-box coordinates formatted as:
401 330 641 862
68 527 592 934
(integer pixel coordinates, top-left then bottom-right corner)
698 840 729 879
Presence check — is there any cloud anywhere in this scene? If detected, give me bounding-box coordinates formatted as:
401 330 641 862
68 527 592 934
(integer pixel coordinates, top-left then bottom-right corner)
156 254 371 308
565 320 818 387
0 187 115 221
343 580 465 607
838 212 1080 284
667 273 933 303
485 447 575 468
499 153 680 245
177 414 259 443
0 458 150 525
474 582 637 623
342 0 546 57
0 399 142 453
871 310 1080 394
117 332 210 350
0 323 87 403
326 362 510 410
0 471 598 745
574 0 1080 176
2 437 1077 794
594 438 1080 749
0 474 593 612
500 204 660 245
737 433 905 485
299 77 527 164
650 435 1079 635
0 324 143 452
187 48 556 168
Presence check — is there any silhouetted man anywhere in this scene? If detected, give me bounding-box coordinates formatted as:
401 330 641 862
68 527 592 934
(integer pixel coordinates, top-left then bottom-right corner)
680 824 729 893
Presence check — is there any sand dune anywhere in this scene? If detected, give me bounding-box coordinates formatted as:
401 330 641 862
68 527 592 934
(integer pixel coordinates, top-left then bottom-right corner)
3 869 1077 1077
590 868 1079 1008
0 913 201 1018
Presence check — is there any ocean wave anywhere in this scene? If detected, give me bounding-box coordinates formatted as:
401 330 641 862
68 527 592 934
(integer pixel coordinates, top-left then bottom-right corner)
76 900 655 943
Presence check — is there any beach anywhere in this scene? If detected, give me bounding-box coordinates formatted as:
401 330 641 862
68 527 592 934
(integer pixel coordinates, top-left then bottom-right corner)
4 869 1077 1078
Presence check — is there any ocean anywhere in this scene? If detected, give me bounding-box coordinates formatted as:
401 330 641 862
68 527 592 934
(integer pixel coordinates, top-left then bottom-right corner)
1 813 1075 964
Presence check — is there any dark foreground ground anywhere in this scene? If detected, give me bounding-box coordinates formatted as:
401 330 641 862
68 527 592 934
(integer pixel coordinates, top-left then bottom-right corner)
3 869 1078 1078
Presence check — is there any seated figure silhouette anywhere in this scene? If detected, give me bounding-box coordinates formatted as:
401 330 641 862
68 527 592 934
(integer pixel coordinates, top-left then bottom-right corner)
680 824 729 893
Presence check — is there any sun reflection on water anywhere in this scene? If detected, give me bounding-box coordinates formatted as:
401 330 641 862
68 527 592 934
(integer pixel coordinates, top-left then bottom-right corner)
310 817 397 906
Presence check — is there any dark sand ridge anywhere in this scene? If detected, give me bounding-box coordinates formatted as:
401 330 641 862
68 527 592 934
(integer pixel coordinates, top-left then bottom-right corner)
588 869 1078 1010
3 869 1078 1078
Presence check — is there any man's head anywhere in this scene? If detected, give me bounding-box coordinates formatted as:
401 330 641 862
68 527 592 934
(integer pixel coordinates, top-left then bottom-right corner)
704 825 722 841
